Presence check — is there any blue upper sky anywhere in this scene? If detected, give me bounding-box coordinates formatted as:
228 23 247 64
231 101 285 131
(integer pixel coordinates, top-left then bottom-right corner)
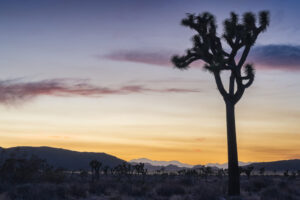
0 0 299 163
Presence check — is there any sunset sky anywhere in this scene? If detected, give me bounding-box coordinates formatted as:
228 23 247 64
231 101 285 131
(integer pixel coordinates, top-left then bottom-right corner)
0 0 299 165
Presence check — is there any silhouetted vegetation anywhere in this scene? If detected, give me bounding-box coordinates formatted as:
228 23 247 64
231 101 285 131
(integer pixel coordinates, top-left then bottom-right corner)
172 11 270 196
1 152 300 200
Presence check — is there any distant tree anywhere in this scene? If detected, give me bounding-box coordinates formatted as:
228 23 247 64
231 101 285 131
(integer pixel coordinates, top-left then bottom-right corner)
89 160 102 181
284 170 289 177
103 165 110 176
172 11 269 195
238 167 244 176
157 167 165 175
259 167 265 176
200 166 212 182
217 168 226 179
243 166 254 179
177 169 186 176
79 169 88 180
0 155 49 183
114 162 131 177
134 163 146 175
185 169 198 177
291 171 296 178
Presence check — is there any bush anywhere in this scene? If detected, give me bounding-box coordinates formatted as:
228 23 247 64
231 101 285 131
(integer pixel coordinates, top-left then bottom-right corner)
89 181 108 195
156 184 185 197
192 182 223 200
180 177 194 186
249 177 271 192
8 184 57 200
70 183 87 198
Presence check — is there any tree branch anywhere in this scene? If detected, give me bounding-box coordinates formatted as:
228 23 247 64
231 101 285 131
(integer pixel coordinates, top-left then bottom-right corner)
242 75 254 88
237 45 251 69
213 71 228 98
229 73 235 95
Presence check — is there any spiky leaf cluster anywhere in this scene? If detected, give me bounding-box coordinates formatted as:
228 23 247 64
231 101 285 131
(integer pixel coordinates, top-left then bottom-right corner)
172 11 269 104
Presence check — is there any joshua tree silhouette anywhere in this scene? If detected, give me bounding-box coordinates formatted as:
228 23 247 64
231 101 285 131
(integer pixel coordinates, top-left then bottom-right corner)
172 11 269 195
89 160 102 181
244 166 254 179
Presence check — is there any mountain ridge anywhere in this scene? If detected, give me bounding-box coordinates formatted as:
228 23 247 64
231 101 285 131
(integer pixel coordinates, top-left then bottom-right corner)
1 146 299 171
0 146 125 170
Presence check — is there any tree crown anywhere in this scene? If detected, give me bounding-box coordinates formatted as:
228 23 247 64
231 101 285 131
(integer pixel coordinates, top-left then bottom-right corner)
172 11 269 104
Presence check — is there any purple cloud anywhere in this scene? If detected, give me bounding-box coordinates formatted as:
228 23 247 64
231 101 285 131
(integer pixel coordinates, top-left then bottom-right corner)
0 79 199 105
103 45 300 70
102 50 174 66
248 45 300 70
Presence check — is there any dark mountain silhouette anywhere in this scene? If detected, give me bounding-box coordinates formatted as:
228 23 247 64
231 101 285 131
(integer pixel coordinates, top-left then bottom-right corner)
246 159 300 171
1 146 299 172
0 146 125 170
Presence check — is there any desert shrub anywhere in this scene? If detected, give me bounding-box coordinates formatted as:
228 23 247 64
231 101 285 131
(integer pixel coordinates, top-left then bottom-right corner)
41 168 65 183
89 181 108 195
278 180 288 189
55 185 67 199
156 184 185 197
249 177 271 192
119 183 145 197
0 182 11 193
109 196 122 200
260 186 298 200
179 177 194 186
192 182 223 200
8 184 57 200
70 183 87 198
123 184 148 197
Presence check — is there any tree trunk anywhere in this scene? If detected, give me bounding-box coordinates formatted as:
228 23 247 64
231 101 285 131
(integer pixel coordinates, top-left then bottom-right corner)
226 101 240 196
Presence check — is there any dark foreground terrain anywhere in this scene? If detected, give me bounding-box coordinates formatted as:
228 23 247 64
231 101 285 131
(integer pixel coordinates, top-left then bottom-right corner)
1 172 300 200
0 147 300 199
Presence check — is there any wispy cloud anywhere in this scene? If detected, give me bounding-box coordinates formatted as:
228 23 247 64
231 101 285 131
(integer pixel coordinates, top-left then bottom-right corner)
248 45 300 70
0 79 199 105
102 50 174 67
103 44 300 70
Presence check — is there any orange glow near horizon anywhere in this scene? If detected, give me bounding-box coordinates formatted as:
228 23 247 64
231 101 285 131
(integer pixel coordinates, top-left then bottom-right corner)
1 74 299 166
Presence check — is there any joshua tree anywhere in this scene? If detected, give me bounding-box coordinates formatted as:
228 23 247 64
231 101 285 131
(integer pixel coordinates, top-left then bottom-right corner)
172 11 269 195
134 163 146 175
284 169 289 177
89 160 102 181
217 168 226 179
103 165 110 176
243 166 254 179
259 167 265 176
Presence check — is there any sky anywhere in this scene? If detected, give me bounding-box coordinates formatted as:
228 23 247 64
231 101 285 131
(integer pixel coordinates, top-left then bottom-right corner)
0 0 300 165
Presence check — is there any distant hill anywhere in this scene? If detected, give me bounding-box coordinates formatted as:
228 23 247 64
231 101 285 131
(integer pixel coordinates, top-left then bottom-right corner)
129 158 194 168
130 162 190 172
130 158 300 171
0 146 125 170
1 147 299 172
247 159 300 171
129 158 251 169
206 161 252 169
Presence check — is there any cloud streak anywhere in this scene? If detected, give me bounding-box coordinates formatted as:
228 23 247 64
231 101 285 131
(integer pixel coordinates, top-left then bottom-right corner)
0 79 199 105
103 45 300 70
102 50 174 67
248 45 300 70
